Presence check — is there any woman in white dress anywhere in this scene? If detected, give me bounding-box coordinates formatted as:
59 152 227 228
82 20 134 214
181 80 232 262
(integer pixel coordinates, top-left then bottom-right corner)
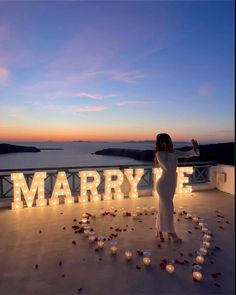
154 133 200 243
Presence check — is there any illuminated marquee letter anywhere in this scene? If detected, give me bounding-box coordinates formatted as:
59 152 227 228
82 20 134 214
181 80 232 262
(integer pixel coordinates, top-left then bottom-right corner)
176 167 194 194
78 170 101 202
103 170 124 201
49 171 73 206
152 168 162 196
124 168 144 198
11 172 47 209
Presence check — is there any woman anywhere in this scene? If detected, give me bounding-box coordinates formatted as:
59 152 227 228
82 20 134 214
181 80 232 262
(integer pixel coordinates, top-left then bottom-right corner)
154 133 200 243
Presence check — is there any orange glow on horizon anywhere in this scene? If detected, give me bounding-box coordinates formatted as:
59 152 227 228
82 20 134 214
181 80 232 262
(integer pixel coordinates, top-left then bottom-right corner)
0 126 233 143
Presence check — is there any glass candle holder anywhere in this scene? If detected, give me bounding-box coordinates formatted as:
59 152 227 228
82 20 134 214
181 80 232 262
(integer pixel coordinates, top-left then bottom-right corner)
83 225 90 236
195 251 205 264
110 241 118 254
166 263 175 274
198 218 205 227
201 227 209 233
82 213 87 219
81 218 88 225
143 251 151 265
202 241 211 248
88 231 96 242
97 236 105 248
192 265 202 281
203 234 211 242
124 250 133 261
199 243 208 255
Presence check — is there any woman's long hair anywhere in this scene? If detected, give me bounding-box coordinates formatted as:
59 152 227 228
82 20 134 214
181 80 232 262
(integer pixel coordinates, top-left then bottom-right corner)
153 133 173 166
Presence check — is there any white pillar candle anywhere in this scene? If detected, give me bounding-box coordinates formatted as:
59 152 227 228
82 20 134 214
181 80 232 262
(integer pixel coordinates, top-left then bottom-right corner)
193 216 199 222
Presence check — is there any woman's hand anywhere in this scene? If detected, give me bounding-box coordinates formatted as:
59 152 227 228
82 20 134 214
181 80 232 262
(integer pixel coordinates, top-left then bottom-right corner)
191 139 199 152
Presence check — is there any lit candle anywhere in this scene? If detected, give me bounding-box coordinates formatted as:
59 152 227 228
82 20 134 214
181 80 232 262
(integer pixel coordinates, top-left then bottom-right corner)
88 231 96 242
132 213 138 220
82 218 88 225
203 241 211 248
124 250 133 260
97 236 105 248
82 213 87 218
198 218 205 227
192 216 199 222
83 225 90 236
193 271 202 281
166 264 175 274
195 251 205 264
143 251 151 265
199 243 208 255
110 241 118 254
203 234 211 242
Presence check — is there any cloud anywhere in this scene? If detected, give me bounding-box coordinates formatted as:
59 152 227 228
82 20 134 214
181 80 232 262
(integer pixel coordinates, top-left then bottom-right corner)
198 82 214 97
0 66 10 85
69 105 107 113
73 92 118 100
110 71 147 83
114 100 155 107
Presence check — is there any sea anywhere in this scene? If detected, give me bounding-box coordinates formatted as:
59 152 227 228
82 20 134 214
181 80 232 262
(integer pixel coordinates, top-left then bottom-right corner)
0 141 192 171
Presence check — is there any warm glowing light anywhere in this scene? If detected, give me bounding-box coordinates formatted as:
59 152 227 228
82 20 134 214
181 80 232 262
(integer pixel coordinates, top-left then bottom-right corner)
103 170 124 201
49 171 73 206
11 172 47 209
166 264 175 274
78 170 101 203
124 168 144 198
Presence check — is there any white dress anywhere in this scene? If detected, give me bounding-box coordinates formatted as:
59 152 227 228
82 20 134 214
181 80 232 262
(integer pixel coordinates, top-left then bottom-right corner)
155 148 200 233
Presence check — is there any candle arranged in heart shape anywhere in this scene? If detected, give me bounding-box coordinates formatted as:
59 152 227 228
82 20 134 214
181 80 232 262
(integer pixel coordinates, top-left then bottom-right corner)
97 236 105 248
124 250 133 260
143 251 151 265
88 231 96 242
110 241 118 254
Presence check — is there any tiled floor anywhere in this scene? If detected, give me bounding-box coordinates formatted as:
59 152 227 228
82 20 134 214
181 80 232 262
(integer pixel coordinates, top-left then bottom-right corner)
0 189 234 295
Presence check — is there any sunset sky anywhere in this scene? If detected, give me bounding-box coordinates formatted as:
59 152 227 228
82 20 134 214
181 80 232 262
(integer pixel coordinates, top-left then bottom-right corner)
0 1 234 142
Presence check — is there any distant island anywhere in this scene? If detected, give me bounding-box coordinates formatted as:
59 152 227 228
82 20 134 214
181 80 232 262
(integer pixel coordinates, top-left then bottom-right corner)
121 140 189 145
0 143 63 154
94 142 234 165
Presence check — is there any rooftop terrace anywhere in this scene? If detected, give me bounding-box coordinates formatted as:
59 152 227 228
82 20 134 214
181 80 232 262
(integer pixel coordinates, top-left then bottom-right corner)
0 189 234 295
